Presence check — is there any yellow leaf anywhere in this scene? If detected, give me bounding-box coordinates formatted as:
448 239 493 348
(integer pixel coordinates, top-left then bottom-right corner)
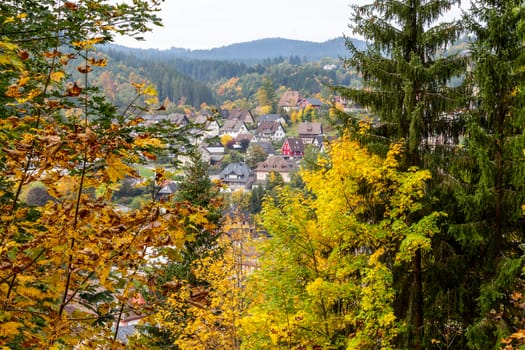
134 137 164 148
88 57 107 67
0 321 23 337
98 265 112 289
145 97 158 105
71 37 104 49
143 84 157 96
18 74 30 86
131 82 145 92
50 71 65 82
106 154 131 183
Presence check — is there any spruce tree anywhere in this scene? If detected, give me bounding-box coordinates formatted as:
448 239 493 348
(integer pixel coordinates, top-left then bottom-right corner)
138 152 224 347
451 1 525 348
174 151 223 283
333 0 466 348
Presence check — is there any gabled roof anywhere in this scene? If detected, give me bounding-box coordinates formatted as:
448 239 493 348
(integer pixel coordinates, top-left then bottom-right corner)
167 113 190 125
298 122 323 136
221 119 246 132
312 135 336 149
236 133 254 142
256 156 298 172
256 121 283 135
304 98 323 106
199 109 212 116
284 137 304 153
226 109 255 123
141 114 171 123
251 141 275 155
258 114 285 123
278 90 303 107
158 181 178 195
219 162 253 182
141 113 190 126
194 114 212 124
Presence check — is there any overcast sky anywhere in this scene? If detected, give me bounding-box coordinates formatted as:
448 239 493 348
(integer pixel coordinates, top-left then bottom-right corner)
114 0 465 50
114 0 360 50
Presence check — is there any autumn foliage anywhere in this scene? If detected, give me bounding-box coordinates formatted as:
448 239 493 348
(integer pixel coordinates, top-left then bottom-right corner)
240 133 442 349
0 1 218 348
1 1 524 349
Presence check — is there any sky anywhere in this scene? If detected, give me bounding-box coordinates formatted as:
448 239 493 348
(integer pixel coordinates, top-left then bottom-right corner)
114 0 466 51
114 0 358 50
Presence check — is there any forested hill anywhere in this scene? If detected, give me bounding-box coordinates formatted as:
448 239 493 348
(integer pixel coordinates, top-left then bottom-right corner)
97 36 467 108
97 37 369 108
106 37 367 64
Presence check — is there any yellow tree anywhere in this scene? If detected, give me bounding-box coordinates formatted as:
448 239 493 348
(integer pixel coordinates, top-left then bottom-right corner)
0 1 216 348
138 208 250 350
171 237 245 350
256 76 277 113
241 132 442 349
221 134 234 148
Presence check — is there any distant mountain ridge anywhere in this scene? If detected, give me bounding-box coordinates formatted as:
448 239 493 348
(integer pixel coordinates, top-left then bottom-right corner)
108 37 367 63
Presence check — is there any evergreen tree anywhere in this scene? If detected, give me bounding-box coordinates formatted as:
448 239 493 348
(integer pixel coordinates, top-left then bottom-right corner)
174 152 223 282
450 2 525 348
248 185 265 214
333 0 466 348
138 152 224 347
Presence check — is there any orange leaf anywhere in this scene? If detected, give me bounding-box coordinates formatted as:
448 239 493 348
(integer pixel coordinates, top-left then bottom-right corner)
88 58 107 67
65 82 82 96
77 64 92 74
17 50 29 60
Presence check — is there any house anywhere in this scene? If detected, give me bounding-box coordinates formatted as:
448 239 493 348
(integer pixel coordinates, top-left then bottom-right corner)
250 141 275 155
168 113 191 126
258 114 287 126
194 114 220 138
333 96 368 113
205 142 225 166
220 120 249 138
235 133 255 149
298 121 323 144
157 181 178 200
278 90 303 112
226 109 255 125
254 121 286 142
297 97 323 109
312 135 336 153
255 155 298 183
177 144 213 166
219 162 254 191
281 137 305 158
140 113 190 127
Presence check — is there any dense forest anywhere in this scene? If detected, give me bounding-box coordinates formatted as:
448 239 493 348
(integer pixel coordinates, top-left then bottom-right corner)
94 35 468 110
0 1 524 350
94 46 363 109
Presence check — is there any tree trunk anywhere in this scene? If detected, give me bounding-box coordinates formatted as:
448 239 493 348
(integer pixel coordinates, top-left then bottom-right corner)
414 248 424 350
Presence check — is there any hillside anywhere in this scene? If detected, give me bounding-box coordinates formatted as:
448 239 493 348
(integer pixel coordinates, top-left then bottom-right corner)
97 36 468 109
106 37 367 64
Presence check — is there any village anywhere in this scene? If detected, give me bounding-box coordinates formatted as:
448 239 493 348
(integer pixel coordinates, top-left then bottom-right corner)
142 91 363 194
2 0 522 348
